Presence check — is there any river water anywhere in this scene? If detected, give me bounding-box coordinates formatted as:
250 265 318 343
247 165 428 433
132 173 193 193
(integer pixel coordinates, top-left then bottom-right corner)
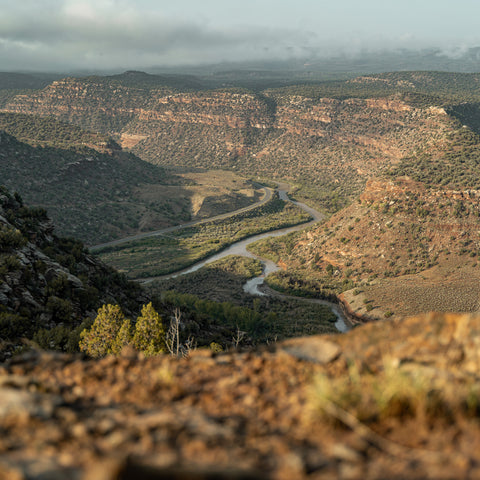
151 187 351 333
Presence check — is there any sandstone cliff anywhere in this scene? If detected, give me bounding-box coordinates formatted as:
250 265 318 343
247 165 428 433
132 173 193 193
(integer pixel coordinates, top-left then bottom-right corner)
2 74 463 211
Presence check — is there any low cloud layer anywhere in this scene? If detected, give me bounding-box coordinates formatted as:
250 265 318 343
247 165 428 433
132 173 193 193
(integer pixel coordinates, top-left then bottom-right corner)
1 0 479 72
0 0 316 71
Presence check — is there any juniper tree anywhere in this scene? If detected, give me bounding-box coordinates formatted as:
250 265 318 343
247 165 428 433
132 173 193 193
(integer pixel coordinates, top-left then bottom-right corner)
79 304 130 357
132 302 166 356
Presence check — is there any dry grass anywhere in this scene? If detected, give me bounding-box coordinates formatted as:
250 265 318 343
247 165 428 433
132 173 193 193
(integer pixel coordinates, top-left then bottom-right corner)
136 170 263 222
343 258 480 320
309 355 480 429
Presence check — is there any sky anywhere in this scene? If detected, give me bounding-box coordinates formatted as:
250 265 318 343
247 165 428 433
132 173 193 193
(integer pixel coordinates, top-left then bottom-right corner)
1 0 480 72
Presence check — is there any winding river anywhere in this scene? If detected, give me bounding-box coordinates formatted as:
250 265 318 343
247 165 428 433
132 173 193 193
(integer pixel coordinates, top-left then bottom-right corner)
149 184 351 333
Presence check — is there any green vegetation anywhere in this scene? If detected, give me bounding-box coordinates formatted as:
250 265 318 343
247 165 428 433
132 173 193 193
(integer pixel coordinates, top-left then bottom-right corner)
389 127 480 190
0 90 40 108
161 290 275 342
149 255 264 303
0 72 60 91
247 231 301 263
10 70 480 217
79 302 166 358
150 255 338 347
247 232 354 299
271 71 480 105
0 130 191 243
264 270 346 301
160 288 337 346
80 70 204 92
0 112 115 150
0 186 148 356
96 196 311 278
7 69 480 339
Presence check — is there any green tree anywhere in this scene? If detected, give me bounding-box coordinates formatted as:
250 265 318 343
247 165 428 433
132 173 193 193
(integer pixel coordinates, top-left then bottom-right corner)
79 304 129 357
110 319 133 355
132 302 166 356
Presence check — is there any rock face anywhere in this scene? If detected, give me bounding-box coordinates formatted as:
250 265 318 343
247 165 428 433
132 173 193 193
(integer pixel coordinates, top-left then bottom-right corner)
1 312 480 479
1 75 460 209
0 187 147 356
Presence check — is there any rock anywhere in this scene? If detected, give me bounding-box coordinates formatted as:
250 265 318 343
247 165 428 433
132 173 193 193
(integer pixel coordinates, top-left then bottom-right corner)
0 387 62 419
0 455 76 480
1 313 480 479
280 336 341 364
84 458 265 480
330 443 363 463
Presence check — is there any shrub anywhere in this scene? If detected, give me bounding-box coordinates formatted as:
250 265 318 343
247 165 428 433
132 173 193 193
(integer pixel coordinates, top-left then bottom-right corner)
209 342 223 353
110 319 133 355
46 296 74 324
0 225 26 250
0 312 29 339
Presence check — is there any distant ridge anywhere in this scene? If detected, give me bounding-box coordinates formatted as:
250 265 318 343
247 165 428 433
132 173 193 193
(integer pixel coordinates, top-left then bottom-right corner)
0 72 62 90
84 70 205 91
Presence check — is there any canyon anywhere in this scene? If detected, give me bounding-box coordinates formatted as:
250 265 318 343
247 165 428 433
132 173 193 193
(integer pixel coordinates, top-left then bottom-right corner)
3 69 480 479
3 70 480 324
2 71 467 213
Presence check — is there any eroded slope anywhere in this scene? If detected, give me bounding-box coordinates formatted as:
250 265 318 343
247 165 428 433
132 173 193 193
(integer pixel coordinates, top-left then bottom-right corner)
2 72 467 211
252 176 480 319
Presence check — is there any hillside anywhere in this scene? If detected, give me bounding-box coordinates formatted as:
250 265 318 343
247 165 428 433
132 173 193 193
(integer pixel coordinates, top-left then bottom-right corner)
4 70 480 314
0 72 61 91
3 69 480 479
347 71 480 103
0 186 148 358
249 175 480 320
0 130 189 244
3 71 475 211
0 111 116 151
0 188 326 356
2 312 480 479
0 72 63 109
0 126 264 244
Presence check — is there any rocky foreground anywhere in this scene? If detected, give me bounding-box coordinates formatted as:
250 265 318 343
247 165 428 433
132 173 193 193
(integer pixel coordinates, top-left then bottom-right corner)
2 312 480 479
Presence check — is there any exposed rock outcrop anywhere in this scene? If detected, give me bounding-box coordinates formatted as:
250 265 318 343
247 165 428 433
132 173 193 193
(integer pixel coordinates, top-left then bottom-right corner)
1 76 459 211
0 187 148 356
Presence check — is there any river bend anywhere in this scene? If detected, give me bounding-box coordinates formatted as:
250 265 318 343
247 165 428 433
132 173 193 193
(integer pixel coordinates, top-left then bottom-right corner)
148 185 351 333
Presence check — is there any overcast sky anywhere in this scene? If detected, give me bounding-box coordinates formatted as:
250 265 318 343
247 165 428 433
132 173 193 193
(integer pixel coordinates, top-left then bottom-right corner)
1 0 480 72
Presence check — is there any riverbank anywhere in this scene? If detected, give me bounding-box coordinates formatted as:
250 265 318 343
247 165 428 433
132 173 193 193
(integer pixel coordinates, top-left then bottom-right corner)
149 185 352 333
95 193 311 279
255 283 353 332
150 255 340 344
90 184 273 251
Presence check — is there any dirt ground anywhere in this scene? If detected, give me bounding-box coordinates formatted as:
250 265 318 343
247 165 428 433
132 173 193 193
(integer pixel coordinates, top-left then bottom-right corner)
2 312 480 479
137 170 262 220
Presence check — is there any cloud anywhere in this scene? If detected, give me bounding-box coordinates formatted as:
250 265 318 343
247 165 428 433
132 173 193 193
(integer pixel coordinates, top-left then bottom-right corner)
1 0 479 72
0 0 315 71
